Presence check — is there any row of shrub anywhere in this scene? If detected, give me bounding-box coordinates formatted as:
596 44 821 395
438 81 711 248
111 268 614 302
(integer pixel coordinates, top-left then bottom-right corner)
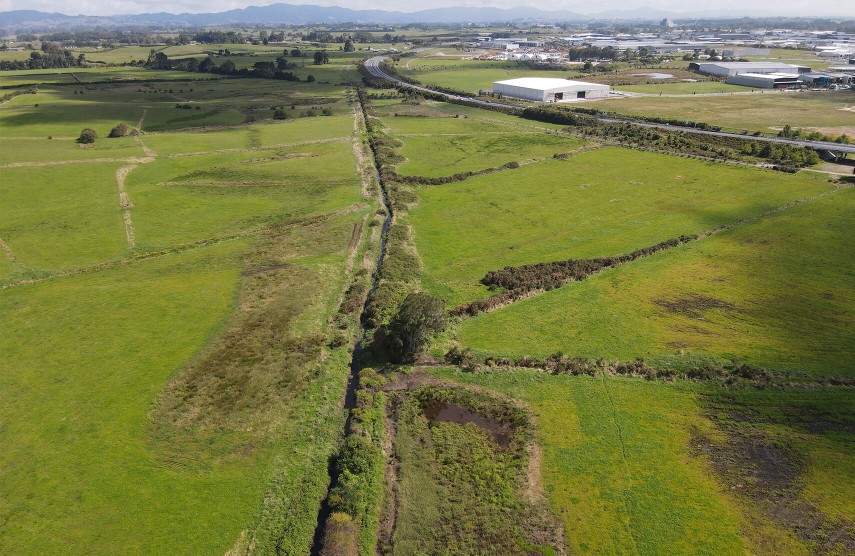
565 106 723 131
454 235 698 317
742 141 821 166
392 161 520 186
520 106 824 169
363 224 421 330
1 87 37 103
356 88 426 339
445 347 780 386
321 385 386 556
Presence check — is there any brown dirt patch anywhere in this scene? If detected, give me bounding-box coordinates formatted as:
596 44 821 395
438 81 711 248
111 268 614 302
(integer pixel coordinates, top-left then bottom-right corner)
655 293 739 319
692 415 855 554
807 125 855 137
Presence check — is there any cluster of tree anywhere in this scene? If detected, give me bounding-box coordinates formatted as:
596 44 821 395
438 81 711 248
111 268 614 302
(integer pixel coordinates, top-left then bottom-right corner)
451 350 775 386
256 31 285 45
313 50 329 64
374 293 447 362
272 105 330 119
0 42 85 71
563 106 723 132
191 31 244 44
363 224 420 326
519 106 809 165
366 127 404 182
321 434 384 553
453 235 698 317
567 46 621 61
742 142 821 167
144 50 315 82
31 30 161 47
778 124 851 144
302 30 401 44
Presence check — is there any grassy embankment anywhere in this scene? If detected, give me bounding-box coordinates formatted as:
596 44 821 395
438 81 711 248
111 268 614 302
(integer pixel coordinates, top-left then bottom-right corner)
0 73 373 554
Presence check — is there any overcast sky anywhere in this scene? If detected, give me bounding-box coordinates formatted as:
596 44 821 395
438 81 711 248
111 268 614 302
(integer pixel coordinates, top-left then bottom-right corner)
1 0 852 17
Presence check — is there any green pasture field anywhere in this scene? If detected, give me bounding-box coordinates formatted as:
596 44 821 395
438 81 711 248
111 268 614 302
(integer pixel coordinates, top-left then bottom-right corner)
396 131 583 177
142 115 352 154
0 136 144 163
0 241 265 555
600 91 855 133
614 81 747 94
397 59 574 93
380 113 526 136
0 162 130 270
459 188 854 376
0 249 16 281
126 141 361 249
0 67 213 86
0 100 243 137
0 49 32 62
406 147 833 306
0 64 372 553
430 369 747 555
0 101 145 137
746 48 833 69
0 76 353 141
371 99 568 132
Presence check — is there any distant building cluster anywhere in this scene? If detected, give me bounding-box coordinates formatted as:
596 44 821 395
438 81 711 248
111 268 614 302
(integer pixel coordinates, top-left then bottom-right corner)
690 61 853 89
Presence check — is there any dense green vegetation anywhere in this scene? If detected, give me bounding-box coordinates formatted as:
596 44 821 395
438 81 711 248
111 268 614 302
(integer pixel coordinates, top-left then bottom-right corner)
459 188 854 375
406 147 832 306
430 367 855 556
0 69 373 554
2 38 852 556
389 385 559 555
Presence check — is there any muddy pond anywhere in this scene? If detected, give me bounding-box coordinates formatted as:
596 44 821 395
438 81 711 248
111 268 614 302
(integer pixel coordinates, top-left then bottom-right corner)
423 402 512 448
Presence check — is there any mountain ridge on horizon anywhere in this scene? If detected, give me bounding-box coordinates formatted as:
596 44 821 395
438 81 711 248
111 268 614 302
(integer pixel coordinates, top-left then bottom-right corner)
0 3 843 30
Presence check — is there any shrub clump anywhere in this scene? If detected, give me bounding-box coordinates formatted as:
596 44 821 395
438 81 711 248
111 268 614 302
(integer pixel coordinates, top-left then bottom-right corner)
77 128 97 144
378 292 447 362
108 123 129 138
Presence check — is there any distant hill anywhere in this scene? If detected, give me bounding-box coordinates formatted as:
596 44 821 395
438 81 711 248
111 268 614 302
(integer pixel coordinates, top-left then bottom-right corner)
0 3 671 30
0 3 828 31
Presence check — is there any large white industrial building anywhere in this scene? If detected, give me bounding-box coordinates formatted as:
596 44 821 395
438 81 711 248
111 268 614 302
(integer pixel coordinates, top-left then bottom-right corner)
726 72 802 88
492 77 611 102
689 61 811 76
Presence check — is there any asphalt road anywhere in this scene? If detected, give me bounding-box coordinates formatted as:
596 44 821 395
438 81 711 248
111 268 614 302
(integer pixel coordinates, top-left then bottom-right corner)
363 56 855 156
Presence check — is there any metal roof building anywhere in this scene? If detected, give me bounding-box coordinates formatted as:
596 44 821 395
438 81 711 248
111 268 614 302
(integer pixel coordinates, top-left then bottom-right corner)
493 77 611 102
690 61 811 76
726 72 801 88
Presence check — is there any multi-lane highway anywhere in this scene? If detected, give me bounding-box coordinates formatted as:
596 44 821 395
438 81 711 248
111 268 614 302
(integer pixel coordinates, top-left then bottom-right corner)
363 55 855 156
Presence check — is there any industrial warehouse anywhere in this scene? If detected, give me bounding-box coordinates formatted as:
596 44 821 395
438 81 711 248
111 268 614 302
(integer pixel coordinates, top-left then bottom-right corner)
492 77 611 101
689 61 812 76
